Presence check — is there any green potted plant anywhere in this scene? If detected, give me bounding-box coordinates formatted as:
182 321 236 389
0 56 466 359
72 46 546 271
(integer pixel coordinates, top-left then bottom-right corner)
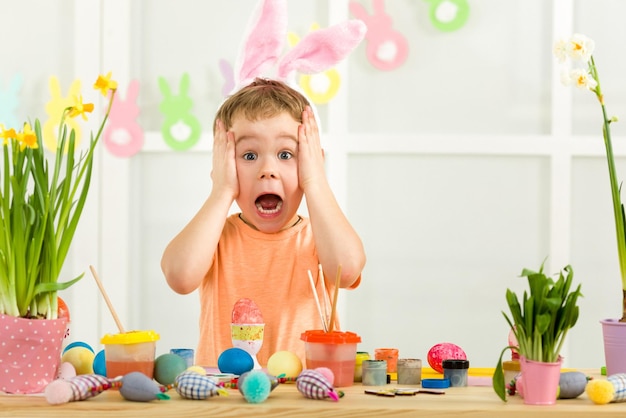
0 72 117 394
554 33 626 375
493 262 582 404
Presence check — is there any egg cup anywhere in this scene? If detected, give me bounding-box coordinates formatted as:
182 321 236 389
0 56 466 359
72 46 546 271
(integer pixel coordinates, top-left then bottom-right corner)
231 323 265 369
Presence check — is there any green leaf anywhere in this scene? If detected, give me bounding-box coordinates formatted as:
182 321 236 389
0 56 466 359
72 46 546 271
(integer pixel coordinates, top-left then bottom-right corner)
493 346 515 402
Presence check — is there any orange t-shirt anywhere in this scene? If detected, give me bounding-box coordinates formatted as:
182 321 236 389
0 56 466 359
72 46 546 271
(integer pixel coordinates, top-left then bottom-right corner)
195 214 360 367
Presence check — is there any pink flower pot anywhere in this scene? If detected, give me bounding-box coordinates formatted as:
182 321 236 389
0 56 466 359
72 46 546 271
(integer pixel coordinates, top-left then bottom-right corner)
0 314 67 394
519 355 562 405
601 319 626 375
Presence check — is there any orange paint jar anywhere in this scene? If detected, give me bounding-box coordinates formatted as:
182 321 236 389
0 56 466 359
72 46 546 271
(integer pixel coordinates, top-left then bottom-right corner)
375 348 399 373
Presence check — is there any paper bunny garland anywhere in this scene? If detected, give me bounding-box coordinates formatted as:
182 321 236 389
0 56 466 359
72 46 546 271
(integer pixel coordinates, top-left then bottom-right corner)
230 0 366 97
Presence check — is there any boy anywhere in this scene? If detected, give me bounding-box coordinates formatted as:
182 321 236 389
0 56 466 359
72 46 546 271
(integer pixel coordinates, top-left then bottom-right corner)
161 78 366 367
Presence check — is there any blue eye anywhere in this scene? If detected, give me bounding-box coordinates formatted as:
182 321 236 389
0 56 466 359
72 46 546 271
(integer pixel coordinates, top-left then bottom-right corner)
243 152 257 161
278 151 292 160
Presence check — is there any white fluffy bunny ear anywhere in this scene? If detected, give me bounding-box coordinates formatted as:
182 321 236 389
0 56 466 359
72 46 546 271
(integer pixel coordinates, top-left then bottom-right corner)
233 0 288 89
276 20 367 79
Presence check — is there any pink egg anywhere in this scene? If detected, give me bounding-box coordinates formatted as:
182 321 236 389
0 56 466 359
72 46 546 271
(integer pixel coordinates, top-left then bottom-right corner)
314 367 335 385
232 298 264 324
508 328 519 360
427 343 467 373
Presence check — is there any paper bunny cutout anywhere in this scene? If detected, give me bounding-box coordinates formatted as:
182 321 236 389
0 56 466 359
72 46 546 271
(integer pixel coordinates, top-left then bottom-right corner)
158 73 201 151
230 0 366 96
349 0 409 71
43 76 83 152
104 79 144 158
427 0 470 32
219 59 235 98
0 73 23 129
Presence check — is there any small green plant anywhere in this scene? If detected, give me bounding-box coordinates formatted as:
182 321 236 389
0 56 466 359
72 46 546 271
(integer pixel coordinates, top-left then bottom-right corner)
492 262 583 401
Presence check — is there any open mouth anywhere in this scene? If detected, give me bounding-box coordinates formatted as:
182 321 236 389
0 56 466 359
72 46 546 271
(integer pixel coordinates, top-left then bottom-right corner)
255 194 283 214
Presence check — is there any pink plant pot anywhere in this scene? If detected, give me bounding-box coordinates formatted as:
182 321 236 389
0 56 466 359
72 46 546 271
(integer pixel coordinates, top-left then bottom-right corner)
0 314 67 394
519 355 562 405
601 318 626 375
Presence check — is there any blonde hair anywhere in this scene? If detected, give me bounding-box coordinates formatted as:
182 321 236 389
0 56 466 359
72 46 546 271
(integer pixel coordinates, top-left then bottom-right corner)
213 78 310 132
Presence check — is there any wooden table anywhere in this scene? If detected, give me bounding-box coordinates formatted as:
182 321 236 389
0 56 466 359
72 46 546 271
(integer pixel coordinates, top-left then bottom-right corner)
2 377 626 418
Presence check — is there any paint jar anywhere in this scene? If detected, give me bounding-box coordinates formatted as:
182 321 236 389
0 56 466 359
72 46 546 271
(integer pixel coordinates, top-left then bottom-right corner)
442 359 469 387
300 330 361 387
375 348 399 373
362 359 388 386
502 360 520 386
101 330 160 379
354 351 370 382
397 358 422 385
170 348 195 368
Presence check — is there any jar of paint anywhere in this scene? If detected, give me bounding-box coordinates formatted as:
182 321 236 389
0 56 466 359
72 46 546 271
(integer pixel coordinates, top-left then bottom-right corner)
442 359 469 387
374 348 399 373
354 351 370 382
502 360 520 387
397 358 422 385
300 330 361 387
362 359 387 386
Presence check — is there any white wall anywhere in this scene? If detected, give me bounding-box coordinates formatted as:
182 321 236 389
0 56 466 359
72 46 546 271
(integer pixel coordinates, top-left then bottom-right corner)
2 0 626 370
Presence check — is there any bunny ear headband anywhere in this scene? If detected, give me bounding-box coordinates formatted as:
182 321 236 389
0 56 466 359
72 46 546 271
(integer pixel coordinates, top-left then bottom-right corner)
230 0 367 96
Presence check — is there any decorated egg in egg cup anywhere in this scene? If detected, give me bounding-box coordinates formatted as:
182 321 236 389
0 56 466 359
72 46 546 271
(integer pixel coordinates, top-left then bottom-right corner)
231 323 265 370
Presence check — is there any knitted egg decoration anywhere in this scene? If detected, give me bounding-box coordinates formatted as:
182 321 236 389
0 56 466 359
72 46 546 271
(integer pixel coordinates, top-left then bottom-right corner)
175 371 223 400
296 369 339 401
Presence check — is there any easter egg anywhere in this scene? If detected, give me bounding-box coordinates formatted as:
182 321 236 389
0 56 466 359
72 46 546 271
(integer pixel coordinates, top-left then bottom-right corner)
93 349 107 376
62 341 94 354
61 346 95 375
186 365 207 375
57 297 71 323
217 347 254 375
232 298 264 324
315 367 335 385
266 350 302 379
427 342 467 374
56 362 77 379
154 353 188 385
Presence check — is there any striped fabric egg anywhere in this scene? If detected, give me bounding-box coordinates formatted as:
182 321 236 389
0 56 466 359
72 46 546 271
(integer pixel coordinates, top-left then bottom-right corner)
296 369 339 401
175 371 222 400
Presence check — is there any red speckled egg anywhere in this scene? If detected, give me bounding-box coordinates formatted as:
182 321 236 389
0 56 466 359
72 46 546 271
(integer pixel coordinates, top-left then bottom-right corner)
427 343 467 373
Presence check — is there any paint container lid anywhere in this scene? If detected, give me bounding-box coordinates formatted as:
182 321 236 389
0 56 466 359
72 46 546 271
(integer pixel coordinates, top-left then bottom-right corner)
101 330 160 345
442 359 469 369
300 330 361 344
422 378 450 389
502 360 520 372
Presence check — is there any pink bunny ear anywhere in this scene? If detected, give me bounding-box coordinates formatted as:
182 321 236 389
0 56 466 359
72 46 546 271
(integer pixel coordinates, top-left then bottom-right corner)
277 20 367 79
233 0 288 88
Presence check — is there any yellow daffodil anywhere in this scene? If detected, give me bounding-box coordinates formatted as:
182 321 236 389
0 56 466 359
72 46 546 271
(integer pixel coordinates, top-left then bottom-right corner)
93 72 118 97
16 123 38 150
68 95 95 121
1 126 17 145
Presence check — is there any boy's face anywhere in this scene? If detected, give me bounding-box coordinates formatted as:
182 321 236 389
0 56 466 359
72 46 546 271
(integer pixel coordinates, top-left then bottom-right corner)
232 112 303 233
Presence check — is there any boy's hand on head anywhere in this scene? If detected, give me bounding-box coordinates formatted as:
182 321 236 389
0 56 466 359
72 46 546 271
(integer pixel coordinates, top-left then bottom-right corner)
211 119 239 199
298 106 326 191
